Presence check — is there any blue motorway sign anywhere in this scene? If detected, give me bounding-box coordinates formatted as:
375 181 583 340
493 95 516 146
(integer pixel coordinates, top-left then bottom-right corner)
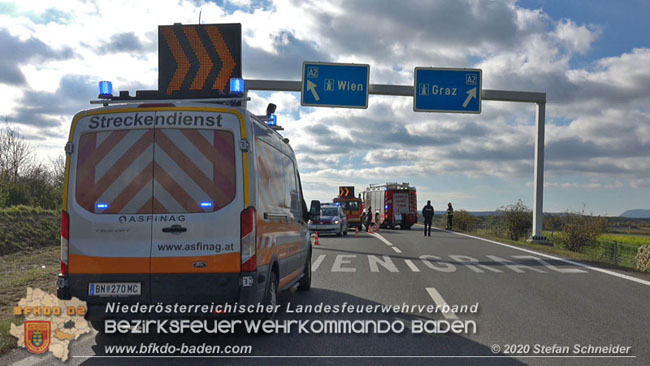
301 62 369 109
413 67 482 113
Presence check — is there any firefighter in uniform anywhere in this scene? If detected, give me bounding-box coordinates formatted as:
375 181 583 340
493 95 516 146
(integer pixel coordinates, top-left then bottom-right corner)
365 206 372 232
446 202 454 230
422 200 434 236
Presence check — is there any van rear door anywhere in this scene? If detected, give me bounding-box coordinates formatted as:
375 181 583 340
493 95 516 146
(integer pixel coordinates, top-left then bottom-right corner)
149 109 243 304
68 110 157 304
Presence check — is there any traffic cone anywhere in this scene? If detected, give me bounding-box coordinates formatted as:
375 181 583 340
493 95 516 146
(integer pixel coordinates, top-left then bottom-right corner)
313 232 320 245
368 223 373 234
355 226 359 238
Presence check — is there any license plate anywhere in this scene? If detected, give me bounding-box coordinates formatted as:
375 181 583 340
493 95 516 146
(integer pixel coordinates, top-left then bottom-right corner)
89 282 141 296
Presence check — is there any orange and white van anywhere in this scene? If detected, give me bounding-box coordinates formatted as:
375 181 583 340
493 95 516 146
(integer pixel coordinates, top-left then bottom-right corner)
57 102 313 324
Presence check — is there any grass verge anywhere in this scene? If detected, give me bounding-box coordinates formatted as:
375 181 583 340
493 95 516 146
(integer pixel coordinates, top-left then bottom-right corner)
452 229 648 274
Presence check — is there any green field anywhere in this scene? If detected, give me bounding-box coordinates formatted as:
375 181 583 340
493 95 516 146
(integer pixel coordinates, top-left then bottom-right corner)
598 233 650 246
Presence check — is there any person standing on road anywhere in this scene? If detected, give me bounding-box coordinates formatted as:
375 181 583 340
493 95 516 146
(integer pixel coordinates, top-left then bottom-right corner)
422 200 434 236
446 202 454 230
366 206 372 232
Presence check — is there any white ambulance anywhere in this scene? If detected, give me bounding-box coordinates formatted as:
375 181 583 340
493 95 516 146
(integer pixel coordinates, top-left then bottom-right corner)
57 101 315 327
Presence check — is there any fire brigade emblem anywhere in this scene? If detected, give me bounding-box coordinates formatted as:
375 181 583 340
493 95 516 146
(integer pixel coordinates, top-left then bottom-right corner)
25 321 51 354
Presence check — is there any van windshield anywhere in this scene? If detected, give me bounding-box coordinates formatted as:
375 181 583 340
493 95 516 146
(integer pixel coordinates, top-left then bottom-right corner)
75 128 236 214
321 207 339 216
341 201 360 211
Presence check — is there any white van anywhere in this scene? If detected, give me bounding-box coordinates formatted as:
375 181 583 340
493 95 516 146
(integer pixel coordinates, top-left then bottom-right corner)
57 102 314 326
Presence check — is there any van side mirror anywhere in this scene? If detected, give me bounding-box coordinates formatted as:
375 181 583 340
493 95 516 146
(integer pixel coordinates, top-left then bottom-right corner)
309 200 321 220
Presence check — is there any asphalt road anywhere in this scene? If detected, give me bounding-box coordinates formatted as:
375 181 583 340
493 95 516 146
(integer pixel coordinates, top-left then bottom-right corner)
4 226 650 365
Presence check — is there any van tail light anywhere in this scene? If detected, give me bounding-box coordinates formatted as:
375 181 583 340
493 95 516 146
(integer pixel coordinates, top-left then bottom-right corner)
61 210 69 275
240 206 257 272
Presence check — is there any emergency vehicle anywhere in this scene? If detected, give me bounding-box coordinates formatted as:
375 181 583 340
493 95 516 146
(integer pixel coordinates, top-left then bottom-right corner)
57 80 315 328
362 182 417 229
332 186 362 230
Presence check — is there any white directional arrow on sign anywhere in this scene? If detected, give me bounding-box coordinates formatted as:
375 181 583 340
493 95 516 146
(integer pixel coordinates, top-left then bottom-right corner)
463 87 477 108
306 80 320 101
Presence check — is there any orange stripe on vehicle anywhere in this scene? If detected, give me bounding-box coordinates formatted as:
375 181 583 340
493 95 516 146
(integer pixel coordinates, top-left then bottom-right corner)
150 252 240 273
77 130 154 210
77 130 133 193
70 253 241 274
69 255 149 274
154 130 230 208
107 162 154 213
153 162 197 212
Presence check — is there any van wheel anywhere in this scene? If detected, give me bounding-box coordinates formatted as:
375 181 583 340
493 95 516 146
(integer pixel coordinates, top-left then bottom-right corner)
262 271 278 318
91 320 105 333
298 255 311 291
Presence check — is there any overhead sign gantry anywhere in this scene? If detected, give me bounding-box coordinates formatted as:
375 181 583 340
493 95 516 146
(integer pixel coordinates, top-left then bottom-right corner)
414 67 482 113
301 62 370 108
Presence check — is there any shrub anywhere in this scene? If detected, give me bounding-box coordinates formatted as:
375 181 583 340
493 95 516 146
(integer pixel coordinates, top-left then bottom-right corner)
556 209 608 252
636 245 650 273
499 200 532 241
453 210 477 231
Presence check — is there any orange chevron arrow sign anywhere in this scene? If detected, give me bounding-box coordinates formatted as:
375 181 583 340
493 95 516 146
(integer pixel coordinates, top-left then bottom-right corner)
339 186 354 198
158 23 241 97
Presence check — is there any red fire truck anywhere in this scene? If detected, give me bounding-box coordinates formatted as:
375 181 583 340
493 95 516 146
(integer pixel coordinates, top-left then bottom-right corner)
362 182 417 230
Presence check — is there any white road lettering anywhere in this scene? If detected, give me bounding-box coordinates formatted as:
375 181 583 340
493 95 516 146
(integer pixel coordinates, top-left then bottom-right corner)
404 259 420 272
486 255 546 273
449 255 503 273
368 255 399 273
512 255 587 273
312 254 326 272
332 255 356 272
419 255 456 272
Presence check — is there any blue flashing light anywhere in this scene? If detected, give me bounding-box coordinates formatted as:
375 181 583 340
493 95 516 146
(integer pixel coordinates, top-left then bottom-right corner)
268 114 277 126
229 78 244 94
200 201 213 208
96 203 109 209
336 202 340 206
385 204 389 210
98 81 112 98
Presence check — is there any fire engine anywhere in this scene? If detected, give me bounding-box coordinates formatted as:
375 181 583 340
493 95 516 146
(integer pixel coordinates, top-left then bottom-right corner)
362 182 417 229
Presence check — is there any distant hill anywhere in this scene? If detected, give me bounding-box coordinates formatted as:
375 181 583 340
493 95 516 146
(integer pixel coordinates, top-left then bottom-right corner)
620 209 650 218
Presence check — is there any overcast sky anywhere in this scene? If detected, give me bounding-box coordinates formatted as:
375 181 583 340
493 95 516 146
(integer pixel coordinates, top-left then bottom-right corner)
1 0 649 216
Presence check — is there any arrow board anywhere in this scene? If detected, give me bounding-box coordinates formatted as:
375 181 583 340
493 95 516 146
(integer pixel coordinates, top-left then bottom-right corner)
158 23 242 98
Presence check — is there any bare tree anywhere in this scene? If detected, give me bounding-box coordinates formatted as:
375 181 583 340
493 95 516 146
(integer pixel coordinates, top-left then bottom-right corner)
0 118 33 183
49 155 66 188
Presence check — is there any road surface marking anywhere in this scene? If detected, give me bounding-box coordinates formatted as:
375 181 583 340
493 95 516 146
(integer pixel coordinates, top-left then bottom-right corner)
486 255 546 273
447 229 650 287
512 255 587 273
419 255 456 272
404 259 420 272
448 255 503 273
368 255 399 272
373 233 393 246
332 255 356 272
426 287 459 320
312 254 325 272
392 247 402 253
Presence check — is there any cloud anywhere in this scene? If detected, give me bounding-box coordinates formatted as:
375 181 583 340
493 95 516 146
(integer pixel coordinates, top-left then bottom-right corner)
7 74 96 128
0 28 74 85
97 32 153 54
